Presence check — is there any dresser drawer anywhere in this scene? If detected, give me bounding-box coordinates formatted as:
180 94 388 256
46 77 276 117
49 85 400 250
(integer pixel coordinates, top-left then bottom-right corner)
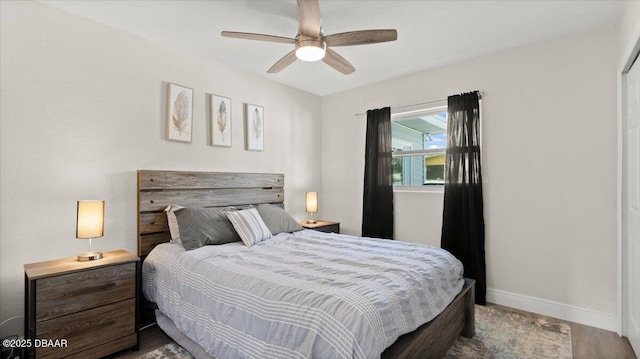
36 298 135 359
314 223 340 233
300 220 340 234
65 334 137 359
35 262 135 322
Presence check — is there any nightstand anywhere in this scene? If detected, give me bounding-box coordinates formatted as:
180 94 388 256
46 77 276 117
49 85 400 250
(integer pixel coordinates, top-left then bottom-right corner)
300 220 340 234
24 250 139 359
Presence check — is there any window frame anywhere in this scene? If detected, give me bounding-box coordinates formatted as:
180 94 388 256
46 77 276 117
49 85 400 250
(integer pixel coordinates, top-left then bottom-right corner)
391 104 448 192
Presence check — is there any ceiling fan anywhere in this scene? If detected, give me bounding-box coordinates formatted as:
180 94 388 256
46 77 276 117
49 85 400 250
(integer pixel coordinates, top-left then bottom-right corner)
221 0 398 75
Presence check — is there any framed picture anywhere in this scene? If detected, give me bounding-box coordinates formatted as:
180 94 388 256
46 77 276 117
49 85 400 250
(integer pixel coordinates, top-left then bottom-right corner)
210 95 232 147
166 83 193 143
244 103 264 151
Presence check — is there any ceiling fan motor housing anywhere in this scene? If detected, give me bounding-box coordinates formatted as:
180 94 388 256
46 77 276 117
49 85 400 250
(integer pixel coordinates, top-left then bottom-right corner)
295 34 326 61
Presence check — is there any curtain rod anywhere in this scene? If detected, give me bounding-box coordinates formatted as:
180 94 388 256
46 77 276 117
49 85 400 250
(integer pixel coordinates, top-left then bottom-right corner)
354 91 483 116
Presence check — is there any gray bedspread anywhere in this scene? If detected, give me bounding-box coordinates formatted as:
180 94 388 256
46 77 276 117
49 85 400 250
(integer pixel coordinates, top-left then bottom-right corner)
143 229 464 359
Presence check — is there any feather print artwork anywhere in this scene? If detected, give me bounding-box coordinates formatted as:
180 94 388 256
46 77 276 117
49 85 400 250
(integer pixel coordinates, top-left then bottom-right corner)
252 108 262 141
167 83 192 142
245 104 264 150
217 101 228 143
212 96 231 146
172 91 190 135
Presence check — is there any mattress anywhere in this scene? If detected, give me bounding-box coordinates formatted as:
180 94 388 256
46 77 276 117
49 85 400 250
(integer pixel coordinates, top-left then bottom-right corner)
143 229 464 359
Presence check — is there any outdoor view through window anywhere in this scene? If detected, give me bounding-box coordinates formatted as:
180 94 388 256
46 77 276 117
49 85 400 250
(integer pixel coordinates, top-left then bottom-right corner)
392 106 447 187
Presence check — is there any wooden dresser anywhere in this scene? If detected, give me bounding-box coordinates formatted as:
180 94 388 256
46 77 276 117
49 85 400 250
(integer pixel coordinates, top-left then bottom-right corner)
24 250 139 359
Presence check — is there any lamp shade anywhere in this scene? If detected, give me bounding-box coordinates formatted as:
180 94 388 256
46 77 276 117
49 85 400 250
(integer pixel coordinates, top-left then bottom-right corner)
76 200 104 239
305 192 318 213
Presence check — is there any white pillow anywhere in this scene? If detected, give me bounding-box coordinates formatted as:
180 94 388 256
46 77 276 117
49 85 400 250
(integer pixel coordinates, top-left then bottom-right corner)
226 208 272 247
164 205 184 245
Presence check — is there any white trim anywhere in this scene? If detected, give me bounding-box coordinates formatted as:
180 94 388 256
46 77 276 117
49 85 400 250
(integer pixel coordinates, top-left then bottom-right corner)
618 18 640 337
391 103 447 117
392 148 445 157
618 49 626 338
393 186 444 193
487 288 619 332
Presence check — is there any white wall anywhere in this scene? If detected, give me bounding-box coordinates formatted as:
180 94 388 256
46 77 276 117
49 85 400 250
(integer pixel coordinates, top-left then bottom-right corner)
619 0 640 61
321 26 619 329
618 0 640 338
0 1 321 337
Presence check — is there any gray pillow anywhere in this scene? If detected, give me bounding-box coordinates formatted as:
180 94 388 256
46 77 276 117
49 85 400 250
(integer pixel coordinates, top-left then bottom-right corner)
256 204 303 235
174 207 241 250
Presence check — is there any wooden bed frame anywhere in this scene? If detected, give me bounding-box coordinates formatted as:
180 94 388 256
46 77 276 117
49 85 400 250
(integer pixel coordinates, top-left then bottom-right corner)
137 169 475 358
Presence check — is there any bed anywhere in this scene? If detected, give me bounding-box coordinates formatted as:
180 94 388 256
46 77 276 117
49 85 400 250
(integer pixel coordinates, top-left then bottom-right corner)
137 170 474 359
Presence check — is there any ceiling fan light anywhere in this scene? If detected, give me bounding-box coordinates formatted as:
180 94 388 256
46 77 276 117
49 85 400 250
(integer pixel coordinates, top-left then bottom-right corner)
295 40 326 62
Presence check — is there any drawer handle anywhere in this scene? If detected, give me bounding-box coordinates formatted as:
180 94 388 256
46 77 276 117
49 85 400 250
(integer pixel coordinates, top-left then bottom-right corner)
67 282 116 298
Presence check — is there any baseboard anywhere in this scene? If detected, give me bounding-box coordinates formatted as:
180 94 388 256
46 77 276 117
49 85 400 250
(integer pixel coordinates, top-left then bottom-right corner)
487 288 619 332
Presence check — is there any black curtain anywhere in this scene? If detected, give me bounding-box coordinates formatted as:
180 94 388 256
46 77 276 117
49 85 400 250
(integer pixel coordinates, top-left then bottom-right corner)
441 92 486 305
362 107 394 239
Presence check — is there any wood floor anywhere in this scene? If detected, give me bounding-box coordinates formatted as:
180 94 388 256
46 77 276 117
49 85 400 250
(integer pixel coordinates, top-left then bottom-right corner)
110 307 637 359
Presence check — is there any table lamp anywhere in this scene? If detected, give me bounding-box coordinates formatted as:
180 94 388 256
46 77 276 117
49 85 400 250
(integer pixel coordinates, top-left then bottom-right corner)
76 200 104 261
305 192 318 224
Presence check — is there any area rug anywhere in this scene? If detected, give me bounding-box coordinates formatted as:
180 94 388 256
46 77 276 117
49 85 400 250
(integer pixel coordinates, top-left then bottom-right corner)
137 305 572 359
445 305 572 359
136 342 192 359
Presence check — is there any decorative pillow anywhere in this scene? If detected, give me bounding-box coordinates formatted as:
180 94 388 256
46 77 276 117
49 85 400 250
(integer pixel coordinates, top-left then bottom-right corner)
174 207 241 250
256 204 303 235
164 205 184 245
226 208 273 247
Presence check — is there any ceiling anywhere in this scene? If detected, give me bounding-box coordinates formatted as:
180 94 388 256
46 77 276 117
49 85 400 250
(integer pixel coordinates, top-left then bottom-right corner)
41 0 622 96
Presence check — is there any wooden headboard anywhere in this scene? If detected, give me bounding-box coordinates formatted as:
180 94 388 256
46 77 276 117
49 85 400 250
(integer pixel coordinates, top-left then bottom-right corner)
137 170 284 257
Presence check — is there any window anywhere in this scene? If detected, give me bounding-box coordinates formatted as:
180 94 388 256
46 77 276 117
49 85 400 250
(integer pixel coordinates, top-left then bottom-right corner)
392 105 447 188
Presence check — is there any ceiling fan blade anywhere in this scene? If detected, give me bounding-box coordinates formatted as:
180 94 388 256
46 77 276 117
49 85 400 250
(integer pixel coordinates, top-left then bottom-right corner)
322 48 355 75
297 0 321 38
267 50 298 73
221 31 296 44
324 29 398 47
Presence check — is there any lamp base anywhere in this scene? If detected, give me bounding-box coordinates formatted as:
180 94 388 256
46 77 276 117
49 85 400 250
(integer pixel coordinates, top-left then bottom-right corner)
306 219 317 224
77 251 103 261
